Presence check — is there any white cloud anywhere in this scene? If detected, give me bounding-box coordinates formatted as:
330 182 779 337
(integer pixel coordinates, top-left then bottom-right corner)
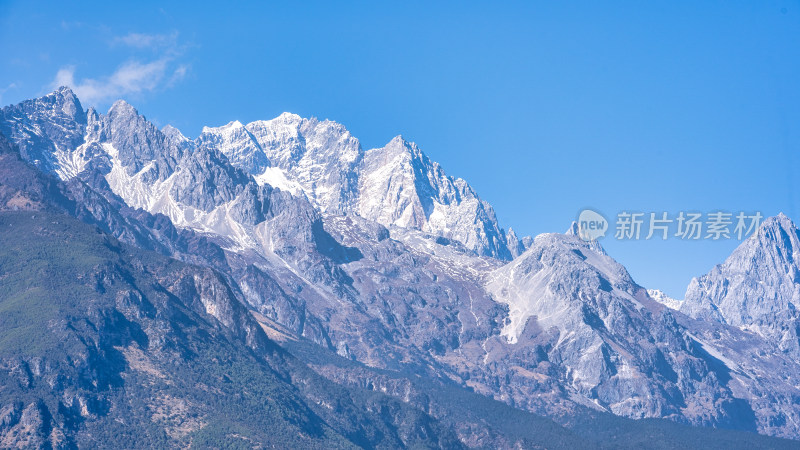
168 64 189 87
60 20 85 31
52 59 177 106
0 82 18 106
112 31 179 51
50 31 189 106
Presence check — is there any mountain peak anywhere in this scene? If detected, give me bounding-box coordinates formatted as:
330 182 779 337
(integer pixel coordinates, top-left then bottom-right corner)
648 288 682 310
562 220 607 254
108 99 137 116
0 86 86 171
682 213 800 351
37 86 84 121
381 135 425 160
565 221 579 236
488 223 641 347
388 134 415 148
223 119 245 129
199 120 248 141
162 124 189 143
759 212 796 234
51 85 77 100
748 213 800 259
276 112 303 123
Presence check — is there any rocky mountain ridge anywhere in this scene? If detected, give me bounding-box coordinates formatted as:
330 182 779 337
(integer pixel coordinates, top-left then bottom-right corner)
3 87 800 444
197 111 523 260
682 214 800 356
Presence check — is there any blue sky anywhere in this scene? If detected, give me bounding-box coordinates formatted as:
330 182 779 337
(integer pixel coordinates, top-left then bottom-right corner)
1 1 798 297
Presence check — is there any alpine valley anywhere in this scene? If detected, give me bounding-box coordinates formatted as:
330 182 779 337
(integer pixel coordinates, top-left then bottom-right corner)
0 87 799 448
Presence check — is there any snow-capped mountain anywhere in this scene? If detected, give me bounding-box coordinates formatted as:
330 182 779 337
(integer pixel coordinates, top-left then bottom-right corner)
198 113 522 259
682 214 800 355
5 87 800 442
359 135 516 259
197 113 362 212
648 289 683 310
0 86 87 174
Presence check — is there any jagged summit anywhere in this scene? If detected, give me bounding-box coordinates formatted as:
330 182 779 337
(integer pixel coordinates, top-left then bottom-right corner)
274 111 303 122
162 124 189 142
563 220 606 254
566 221 579 235
681 213 800 354
25 85 84 120
359 133 516 258
372 135 438 169
197 108 524 259
381 134 410 149
506 226 531 257
108 98 136 114
758 212 798 242
53 84 75 95
206 119 245 131
0 86 86 172
50 85 82 111
648 288 682 310
0 88 526 259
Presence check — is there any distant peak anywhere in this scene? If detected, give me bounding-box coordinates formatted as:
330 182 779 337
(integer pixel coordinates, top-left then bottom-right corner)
384 135 420 153
108 99 137 116
52 85 76 97
29 86 85 122
162 124 189 143
200 120 244 135
648 289 683 309
379 136 431 166
751 213 800 248
760 213 796 233
775 212 793 224
562 221 607 255
277 112 302 121
565 221 579 236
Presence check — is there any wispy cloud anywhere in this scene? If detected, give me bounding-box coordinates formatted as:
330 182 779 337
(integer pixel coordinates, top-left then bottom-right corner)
168 64 189 86
112 31 180 51
60 20 85 31
0 83 19 106
49 31 189 106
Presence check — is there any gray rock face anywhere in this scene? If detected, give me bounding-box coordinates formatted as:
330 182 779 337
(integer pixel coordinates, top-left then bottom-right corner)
506 227 532 258
104 100 176 174
6 88 800 441
682 214 800 355
484 233 751 427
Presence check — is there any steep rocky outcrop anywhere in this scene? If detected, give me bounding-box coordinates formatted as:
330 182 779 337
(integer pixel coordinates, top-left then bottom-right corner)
682 214 800 355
